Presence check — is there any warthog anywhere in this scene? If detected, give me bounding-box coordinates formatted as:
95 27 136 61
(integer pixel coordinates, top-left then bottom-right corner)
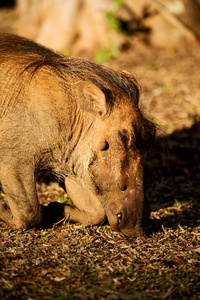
0 33 155 237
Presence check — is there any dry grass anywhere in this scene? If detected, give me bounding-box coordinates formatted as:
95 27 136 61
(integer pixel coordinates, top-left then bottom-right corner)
0 34 200 299
0 221 199 299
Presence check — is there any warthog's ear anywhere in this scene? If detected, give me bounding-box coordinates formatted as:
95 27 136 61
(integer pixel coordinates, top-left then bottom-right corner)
121 70 139 104
77 81 107 116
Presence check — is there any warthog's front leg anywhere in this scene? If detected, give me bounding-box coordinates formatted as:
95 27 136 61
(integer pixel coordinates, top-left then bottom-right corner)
63 177 106 226
0 161 41 229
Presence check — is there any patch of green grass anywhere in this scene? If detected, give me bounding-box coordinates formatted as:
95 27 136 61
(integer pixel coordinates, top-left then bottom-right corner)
95 46 119 64
0 251 7 259
62 49 70 56
50 295 79 300
95 0 124 63
82 224 91 229
153 60 164 69
174 198 181 206
105 0 124 32
59 196 70 204
105 12 122 32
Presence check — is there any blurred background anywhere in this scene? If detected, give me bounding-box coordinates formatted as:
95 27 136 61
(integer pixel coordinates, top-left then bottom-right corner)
0 0 200 58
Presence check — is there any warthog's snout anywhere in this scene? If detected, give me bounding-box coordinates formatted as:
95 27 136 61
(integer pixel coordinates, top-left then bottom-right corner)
106 190 150 237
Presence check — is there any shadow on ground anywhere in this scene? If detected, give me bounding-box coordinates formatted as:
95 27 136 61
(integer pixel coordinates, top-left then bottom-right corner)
146 120 200 234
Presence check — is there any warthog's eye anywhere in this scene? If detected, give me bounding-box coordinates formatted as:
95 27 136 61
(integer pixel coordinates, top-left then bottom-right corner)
118 130 128 146
99 140 109 151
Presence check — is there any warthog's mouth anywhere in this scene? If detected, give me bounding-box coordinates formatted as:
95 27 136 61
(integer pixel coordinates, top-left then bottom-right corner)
107 214 144 237
105 196 150 237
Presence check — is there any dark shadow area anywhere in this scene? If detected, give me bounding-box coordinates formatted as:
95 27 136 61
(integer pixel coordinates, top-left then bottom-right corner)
146 120 200 234
0 0 15 8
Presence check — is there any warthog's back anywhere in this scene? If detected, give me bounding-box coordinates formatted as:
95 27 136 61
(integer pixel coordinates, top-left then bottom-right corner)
0 33 139 109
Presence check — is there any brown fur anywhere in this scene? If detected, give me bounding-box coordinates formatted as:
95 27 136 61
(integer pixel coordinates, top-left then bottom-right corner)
0 33 155 236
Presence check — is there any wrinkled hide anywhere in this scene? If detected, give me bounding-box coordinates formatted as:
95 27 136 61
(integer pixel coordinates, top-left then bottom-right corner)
0 33 155 236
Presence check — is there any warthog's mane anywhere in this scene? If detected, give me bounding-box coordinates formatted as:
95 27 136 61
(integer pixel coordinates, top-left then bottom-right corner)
0 33 139 106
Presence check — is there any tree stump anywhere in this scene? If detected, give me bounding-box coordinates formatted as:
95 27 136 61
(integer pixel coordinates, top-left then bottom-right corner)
16 0 112 56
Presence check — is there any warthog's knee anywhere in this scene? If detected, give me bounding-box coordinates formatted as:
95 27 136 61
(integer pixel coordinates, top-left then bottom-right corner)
15 218 41 230
13 210 42 229
88 208 106 226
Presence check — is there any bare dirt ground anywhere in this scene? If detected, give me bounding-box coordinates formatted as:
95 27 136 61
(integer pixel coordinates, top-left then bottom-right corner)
0 6 200 300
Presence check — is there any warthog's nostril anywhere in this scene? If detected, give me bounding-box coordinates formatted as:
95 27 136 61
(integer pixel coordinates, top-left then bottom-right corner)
118 177 127 191
99 140 109 151
121 184 127 191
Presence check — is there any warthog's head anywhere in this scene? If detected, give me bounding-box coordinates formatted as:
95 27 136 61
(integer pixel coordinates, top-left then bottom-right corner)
70 69 156 237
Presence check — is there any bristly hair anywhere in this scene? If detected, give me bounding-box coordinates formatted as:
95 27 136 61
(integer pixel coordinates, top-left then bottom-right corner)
0 33 139 106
